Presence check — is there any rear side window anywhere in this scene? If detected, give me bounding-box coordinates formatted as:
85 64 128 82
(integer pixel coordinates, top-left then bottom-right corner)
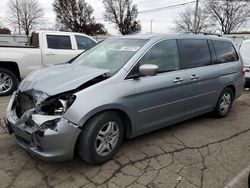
178 39 211 68
75 35 96 50
46 35 72 50
139 39 180 73
213 40 238 63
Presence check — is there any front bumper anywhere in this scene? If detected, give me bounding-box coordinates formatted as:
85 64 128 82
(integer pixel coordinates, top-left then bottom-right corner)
4 92 81 162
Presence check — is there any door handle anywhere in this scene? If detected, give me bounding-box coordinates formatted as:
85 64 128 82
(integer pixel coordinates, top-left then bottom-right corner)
173 77 184 83
190 75 199 80
46 52 55 56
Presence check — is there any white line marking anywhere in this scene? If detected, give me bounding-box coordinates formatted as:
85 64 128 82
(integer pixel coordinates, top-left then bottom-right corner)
224 165 250 188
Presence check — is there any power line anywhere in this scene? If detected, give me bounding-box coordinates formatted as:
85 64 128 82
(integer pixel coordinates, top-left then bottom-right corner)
138 1 196 14
95 1 196 20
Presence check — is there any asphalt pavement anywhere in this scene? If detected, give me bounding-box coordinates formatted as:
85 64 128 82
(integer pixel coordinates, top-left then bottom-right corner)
0 92 250 188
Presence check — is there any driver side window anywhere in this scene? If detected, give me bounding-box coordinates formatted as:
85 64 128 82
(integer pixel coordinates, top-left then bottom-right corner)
139 39 180 73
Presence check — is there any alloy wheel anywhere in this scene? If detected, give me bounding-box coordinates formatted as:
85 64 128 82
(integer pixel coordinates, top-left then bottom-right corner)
0 72 13 94
95 121 120 157
219 92 231 114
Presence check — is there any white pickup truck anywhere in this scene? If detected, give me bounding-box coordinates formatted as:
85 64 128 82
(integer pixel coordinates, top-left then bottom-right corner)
0 31 97 96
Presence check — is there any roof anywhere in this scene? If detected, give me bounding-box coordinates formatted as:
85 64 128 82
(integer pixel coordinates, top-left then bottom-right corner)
34 30 89 36
112 32 232 42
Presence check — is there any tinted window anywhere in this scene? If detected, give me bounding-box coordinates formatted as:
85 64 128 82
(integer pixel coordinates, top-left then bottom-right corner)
139 39 180 73
179 39 211 68
213 40 239 63
47 35 72 49
75 35 96 50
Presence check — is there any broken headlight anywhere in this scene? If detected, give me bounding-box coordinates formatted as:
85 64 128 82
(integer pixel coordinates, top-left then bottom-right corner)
40 95 76 115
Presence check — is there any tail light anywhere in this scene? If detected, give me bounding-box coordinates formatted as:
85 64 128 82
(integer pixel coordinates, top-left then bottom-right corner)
242 67 250 77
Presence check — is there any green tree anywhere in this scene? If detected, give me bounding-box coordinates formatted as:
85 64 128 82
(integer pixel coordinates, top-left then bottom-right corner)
0 27 11 34
53 0 107 35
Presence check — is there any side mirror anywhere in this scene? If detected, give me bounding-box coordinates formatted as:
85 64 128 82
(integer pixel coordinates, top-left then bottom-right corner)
139 64 158 76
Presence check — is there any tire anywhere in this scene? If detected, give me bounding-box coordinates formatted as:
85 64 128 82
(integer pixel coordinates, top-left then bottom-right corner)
77 111 124 165
248 172 250 188
0 68 18 96
214 87 234 118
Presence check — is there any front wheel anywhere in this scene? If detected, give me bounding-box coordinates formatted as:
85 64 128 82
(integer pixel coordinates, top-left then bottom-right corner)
0 68 18 96
77 111 124 164
214 87 234 117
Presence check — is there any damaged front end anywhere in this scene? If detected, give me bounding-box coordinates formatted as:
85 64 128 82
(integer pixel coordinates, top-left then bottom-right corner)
5 91 81 161
4 64 111 161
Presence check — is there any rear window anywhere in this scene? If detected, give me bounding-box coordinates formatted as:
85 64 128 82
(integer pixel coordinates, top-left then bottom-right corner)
213 40 238 63
179 39 211 68
46 35 72 50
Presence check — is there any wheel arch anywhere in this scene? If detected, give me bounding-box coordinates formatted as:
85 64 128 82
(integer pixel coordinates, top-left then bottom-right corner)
0 61 21 81
79 108 133 139
225 85 236 99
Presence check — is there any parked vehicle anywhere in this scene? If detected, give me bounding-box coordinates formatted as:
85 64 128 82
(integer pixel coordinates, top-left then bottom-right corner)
0 31 97 96
5 33 245 164
239 39 250 87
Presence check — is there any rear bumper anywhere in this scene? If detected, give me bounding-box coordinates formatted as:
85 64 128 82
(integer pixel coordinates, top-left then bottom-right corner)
4 92 81 162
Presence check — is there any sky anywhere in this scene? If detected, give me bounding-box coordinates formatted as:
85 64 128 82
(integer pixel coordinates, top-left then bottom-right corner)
0 0 197 35
0 0 224 35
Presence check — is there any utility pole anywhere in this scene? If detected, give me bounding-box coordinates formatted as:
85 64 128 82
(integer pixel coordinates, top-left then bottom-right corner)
193 0 199 33
150 19 153 33
16 0 21 34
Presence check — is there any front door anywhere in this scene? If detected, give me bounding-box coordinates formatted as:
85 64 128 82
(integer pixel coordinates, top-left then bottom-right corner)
131 39 188 134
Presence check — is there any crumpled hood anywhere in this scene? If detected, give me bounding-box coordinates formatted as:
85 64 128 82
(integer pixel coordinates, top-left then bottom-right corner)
19 64 109 101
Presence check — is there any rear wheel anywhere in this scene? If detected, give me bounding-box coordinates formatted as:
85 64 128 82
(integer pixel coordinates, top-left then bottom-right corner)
214 87 234 117
77 111 124 164
0 68 18 96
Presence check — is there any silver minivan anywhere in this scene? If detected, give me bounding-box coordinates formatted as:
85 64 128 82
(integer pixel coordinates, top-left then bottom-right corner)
5 33 245 164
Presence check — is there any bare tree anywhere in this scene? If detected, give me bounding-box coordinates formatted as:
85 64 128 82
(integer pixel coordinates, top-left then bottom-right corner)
53 0 107 35
205 0 250 34
103 0 141 35
174 7 213 33
8 0 44 36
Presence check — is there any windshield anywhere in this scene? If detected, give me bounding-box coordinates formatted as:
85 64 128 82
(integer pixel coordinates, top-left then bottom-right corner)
72 38 148 75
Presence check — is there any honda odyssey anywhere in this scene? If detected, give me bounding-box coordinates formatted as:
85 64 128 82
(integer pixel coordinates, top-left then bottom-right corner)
5 33 245 164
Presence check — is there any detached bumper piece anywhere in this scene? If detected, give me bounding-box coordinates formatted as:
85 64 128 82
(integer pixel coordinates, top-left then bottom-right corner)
4 92 81 161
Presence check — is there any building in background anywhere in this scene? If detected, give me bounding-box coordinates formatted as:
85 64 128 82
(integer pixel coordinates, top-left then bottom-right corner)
224 32 250 45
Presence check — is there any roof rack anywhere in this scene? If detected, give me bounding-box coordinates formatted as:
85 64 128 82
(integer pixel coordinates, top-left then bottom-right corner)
183 32 221 37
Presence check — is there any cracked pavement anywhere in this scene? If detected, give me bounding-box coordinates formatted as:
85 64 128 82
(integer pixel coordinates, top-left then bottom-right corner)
0 92 250 188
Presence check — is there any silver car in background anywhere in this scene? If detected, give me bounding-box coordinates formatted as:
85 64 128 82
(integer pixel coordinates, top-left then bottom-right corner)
5 33 245 164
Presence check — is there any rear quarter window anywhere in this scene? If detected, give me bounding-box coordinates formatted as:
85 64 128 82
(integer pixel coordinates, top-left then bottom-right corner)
212 40 239 63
